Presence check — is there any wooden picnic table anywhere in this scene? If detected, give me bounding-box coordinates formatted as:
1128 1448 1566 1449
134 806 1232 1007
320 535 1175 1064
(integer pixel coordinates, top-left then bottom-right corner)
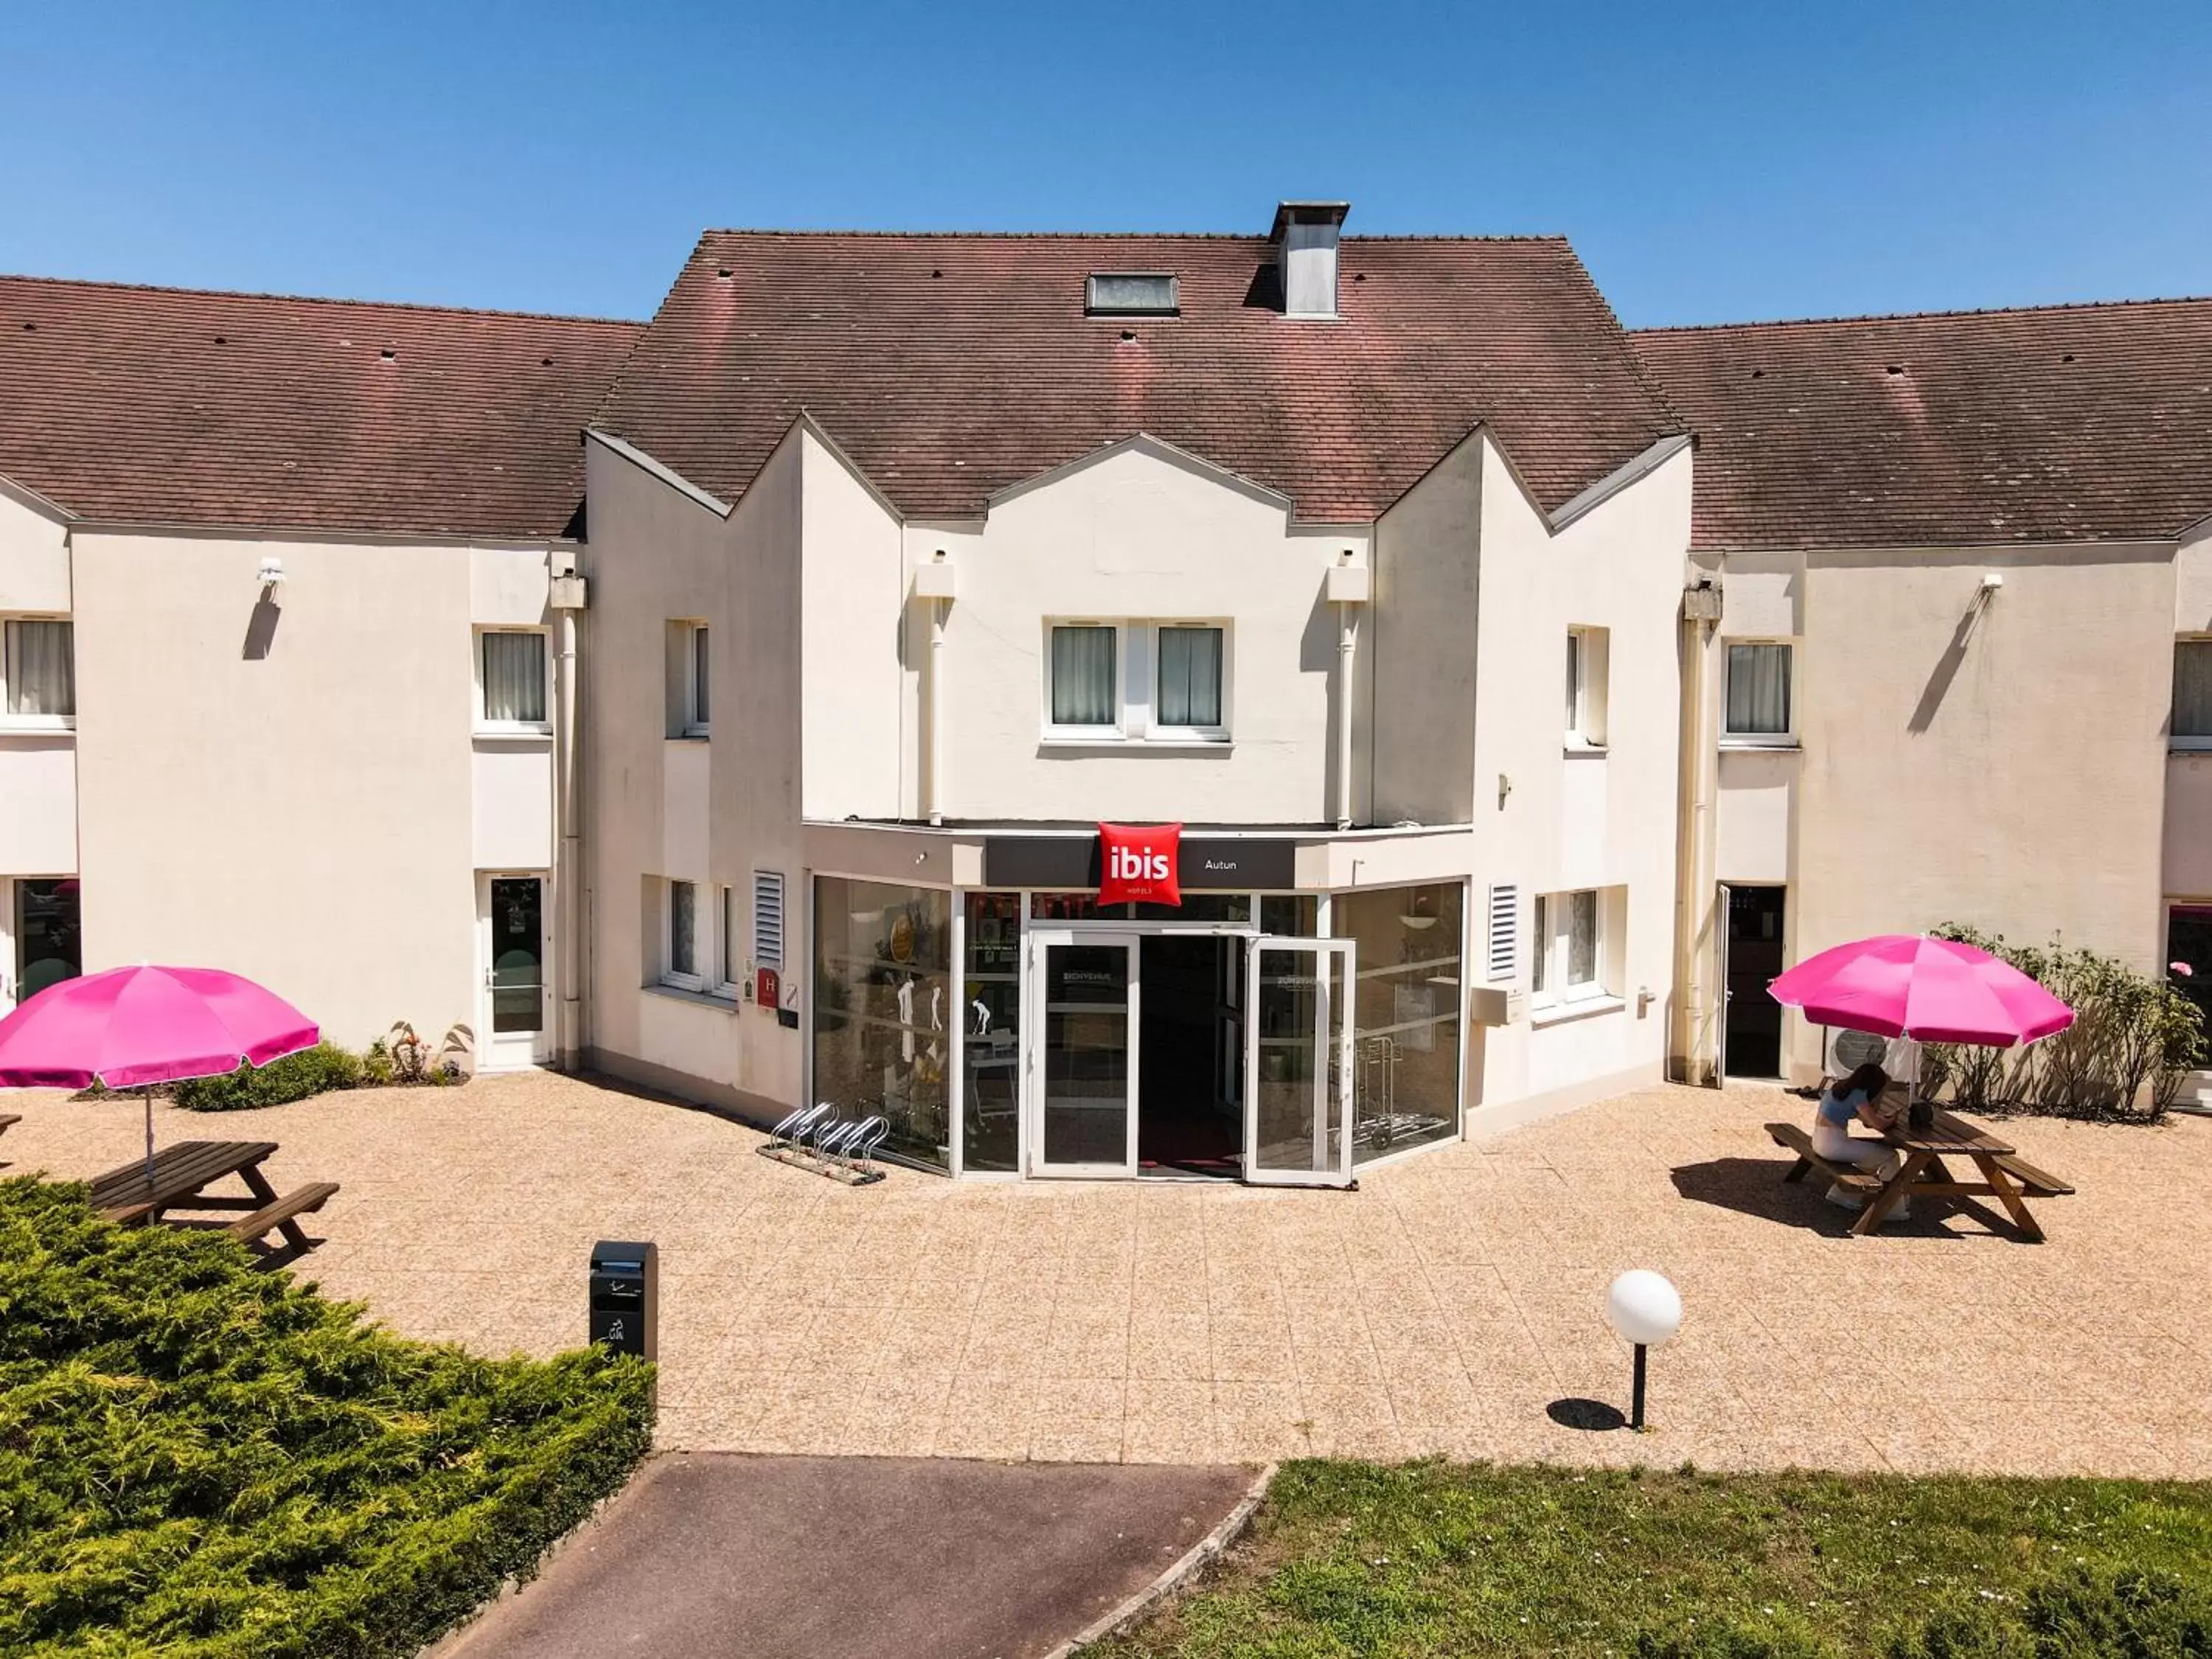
87 1140 338 1255
1767 1107 2073 1242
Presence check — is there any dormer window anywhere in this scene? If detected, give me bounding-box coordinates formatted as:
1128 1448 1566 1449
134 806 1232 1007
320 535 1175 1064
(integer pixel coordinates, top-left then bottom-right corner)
1085 273 1178 317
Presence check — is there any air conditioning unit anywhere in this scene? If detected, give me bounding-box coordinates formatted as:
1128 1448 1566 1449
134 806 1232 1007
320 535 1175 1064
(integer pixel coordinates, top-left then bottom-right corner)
1822 1026 1918 1082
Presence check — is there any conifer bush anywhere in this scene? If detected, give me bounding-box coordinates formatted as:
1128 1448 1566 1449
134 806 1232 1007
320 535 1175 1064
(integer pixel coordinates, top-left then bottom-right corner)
0 1178 653 1658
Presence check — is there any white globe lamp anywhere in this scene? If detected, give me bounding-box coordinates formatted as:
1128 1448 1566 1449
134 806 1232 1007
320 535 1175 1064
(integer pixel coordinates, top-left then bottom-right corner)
1605 1270 1682 1431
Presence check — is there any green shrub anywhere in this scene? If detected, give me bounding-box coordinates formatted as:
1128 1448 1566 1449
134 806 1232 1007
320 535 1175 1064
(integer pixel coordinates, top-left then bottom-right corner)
1889 1568 2212 1658
170 1040 366 1112
0 1178 652 1658
1924 925 2205 1121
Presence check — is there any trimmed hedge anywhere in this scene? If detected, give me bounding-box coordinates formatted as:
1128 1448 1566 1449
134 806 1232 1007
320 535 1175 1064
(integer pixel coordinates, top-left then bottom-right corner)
169 1042 367 1112
0 1178 653 1657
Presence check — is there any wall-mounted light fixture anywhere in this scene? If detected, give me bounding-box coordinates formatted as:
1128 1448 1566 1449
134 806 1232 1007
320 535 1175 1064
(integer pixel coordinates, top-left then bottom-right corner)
256 557 285 588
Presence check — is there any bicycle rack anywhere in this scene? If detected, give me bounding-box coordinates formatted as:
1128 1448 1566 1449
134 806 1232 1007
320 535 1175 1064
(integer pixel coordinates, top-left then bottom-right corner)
758 1102 891 1186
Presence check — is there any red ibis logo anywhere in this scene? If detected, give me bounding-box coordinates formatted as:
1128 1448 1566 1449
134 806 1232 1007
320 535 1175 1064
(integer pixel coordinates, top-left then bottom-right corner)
1096 822 1182 906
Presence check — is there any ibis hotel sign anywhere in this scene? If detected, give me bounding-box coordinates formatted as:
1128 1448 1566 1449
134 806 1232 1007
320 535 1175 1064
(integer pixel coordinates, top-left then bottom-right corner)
1096 822 1181 905
981 826 1298 894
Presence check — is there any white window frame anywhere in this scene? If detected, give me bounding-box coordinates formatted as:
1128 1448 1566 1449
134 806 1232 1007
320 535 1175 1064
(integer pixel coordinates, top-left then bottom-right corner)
2173 636 2212 751
1565 626 1607 750
681 622 711 738
1041 620 1126 741
712 884 741 999
661 877 704 992
1 615 76 732
473 626 552 736
1144 621 1231 743
1040 619 1234 744
1531 888 1608 1009
1720 638 1798 747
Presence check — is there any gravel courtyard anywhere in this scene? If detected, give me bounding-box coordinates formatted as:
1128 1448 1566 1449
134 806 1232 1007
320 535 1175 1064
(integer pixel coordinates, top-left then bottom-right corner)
6 1071 2206 1477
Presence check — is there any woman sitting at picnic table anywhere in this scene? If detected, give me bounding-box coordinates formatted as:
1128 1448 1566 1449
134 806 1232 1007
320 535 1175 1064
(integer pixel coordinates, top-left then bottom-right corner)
1812 1061 1909 1219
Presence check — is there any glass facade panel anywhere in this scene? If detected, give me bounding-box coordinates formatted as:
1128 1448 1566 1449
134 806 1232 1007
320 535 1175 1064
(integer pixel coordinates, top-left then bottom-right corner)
1332 881 1464 1164
813 877 953 1172
1260 894 1318 935
1041 941 1132 1164
963 891 1022 1171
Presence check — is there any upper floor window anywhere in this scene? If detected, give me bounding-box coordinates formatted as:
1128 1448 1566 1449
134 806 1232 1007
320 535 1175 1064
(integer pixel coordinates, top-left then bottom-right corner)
478 630 547 731
1049 624 1119 731
2 619 74 727
2174 639 2212 746
1724 641 1793 742
1155 625 1224 731
1565 626 1608 748
668 621 710 737
1045 620 1228 742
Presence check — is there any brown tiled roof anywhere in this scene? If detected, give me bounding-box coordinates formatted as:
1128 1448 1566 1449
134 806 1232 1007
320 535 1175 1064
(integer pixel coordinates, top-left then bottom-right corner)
1632 299 2212 551
0 276 643 538
594 231 1683 522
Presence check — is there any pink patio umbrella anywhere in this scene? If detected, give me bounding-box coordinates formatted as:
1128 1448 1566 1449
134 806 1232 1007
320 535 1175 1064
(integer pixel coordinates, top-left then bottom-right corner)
1769 933 2074 1048
0 965 319 1181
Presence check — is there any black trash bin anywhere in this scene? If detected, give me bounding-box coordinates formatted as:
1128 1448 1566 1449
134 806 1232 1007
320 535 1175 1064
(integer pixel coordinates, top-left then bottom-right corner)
588 1239 658 1360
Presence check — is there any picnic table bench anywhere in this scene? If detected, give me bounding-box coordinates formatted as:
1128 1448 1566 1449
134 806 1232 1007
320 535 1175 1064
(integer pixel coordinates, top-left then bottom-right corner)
88 1140 338 1255
1766 1107 2071 1242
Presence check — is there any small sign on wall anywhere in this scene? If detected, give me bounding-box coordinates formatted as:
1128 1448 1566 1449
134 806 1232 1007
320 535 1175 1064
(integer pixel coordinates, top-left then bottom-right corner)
755 967 780 1010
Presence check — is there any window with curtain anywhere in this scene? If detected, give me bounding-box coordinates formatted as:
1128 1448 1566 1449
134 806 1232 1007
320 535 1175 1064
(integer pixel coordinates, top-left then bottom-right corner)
1049 625 1117 728
1155 625 1222 728
2174 640 2212 741
4 619 74 720
1725 641 1792 737
479 631 546 726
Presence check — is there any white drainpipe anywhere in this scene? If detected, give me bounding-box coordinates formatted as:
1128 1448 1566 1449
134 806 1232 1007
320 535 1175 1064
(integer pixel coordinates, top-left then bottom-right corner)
914 551 957 827
1326 552 1370 831
549 554 588 1071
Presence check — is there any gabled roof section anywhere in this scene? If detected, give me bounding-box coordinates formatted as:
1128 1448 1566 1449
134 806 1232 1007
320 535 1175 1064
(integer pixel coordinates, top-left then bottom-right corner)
1632 297 2212 551
987 431 1293 515
0 274 644 539
593 229 1683 524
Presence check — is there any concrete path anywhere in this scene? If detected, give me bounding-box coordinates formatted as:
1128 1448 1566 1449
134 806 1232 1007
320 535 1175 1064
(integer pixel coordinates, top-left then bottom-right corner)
440 1454 1255 1659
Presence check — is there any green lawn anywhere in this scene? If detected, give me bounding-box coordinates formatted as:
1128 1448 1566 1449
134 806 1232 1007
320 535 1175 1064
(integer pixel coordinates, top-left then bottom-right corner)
1092 1459 2212 1658
0 1177 653 1658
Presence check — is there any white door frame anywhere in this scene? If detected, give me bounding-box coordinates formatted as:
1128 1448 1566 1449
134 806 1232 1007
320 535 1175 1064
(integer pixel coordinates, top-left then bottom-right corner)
1243 935 1356 1188
1025 928 1140 1177
479 872 552 1070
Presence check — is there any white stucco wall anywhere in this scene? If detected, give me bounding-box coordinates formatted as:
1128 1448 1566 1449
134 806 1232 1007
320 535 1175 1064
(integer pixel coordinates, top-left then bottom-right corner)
907 439 1368 827
1461 437 1692 1127
65 529 510 1048
1370 439 1482 827
0 481 71 612
580 430 807 1116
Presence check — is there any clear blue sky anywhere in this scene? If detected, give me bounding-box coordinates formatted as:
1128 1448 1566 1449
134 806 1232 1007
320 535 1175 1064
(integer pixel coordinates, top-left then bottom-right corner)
6 1 2207 327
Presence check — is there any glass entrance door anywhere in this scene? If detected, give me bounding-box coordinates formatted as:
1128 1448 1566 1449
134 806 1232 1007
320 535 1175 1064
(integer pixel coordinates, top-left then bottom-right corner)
9 878 82 1012
1244 936 1355 1187
1028 931 1138 1175
481 874 549 1068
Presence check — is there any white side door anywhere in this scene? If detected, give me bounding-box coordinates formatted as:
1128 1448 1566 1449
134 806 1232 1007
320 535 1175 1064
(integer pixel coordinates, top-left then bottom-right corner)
480 874 551 1069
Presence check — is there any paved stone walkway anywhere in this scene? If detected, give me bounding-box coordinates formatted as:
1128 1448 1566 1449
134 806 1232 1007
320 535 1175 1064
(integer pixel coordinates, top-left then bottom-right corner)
438 1455 1253 1659
7 1072 2207 1476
